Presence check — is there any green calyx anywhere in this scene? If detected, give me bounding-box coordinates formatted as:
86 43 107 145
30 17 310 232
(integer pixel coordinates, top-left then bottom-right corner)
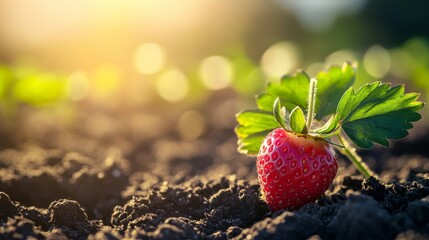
290 106 307 134
235 61 425 178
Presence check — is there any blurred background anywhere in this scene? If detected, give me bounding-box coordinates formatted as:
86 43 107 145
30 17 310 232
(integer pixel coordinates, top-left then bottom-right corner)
0 0 428 170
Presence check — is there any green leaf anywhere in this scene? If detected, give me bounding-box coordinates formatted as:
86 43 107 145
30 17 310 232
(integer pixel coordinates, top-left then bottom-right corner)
315 62 355 119
290 106 307 134
235 109 278 155
256 62 355 121
317 81 424 148
235 61 358 156
256 71 310 113
313 113 341 136
237 130 272 155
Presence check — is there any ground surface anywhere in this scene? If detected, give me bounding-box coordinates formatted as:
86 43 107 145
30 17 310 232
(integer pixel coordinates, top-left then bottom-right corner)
0 96 428 240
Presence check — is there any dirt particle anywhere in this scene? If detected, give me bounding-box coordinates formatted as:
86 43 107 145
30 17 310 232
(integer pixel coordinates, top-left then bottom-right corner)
326 194 396 240
49 199 89 227
45 228 68 240
406 197 429 226
236 211 321 239
362 176 387 201
341 176 363 191
0 192 19 221
227 226 242 238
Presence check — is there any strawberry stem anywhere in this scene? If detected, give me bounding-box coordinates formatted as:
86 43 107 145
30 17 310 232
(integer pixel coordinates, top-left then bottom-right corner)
336 132 376 178
306 78 317 131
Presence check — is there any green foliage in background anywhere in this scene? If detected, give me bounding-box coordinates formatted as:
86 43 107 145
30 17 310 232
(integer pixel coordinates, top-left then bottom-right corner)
0 64 68 115
396 39 429 94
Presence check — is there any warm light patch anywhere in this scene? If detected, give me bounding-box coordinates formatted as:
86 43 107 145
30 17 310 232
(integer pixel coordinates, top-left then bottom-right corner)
155 69 189 102
67 71 90 101
306 62 324 77
325 49 356 67
93 63 121 99
134 43 166 75
178 110 206 140
364 45 391 78
261 42 299 79
199 56 233 90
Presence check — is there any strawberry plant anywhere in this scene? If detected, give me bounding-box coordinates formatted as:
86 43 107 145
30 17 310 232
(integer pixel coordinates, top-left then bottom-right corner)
235 62 425 211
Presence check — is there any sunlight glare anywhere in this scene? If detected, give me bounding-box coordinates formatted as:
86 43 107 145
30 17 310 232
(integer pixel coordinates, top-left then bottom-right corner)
364 45 391 78
199 56 233 90
93 63 121 100
261 42 299 80
325 49 356 67
134 43 166 75
67 71 90 101
155 69 189 102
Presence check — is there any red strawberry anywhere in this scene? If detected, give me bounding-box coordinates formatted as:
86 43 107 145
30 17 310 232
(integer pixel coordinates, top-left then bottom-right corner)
257 128 338 211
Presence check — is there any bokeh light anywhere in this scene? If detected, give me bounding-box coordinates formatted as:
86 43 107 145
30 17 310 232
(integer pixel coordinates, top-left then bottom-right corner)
199 56 233 90
134 43 166 75
363 45 391 78
261 42 299 80
178 110 206 140
155 68 189 102
389 49 413 78
12 73 66 106
0 0 427 139
92 63 121 101
325 49 357 67
67 71 90 102
306 62 324 77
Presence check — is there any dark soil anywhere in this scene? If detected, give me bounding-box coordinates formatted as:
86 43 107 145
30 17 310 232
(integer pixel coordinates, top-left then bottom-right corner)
1 96 429 239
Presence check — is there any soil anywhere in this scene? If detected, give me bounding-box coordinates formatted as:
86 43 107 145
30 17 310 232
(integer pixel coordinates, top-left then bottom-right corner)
0 93 429 240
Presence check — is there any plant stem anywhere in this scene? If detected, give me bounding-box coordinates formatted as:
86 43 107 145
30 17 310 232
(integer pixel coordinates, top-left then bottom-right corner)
336 133 376 178
306 78 317 131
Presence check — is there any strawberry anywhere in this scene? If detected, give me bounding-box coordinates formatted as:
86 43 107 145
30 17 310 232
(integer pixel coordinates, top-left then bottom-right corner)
236 63 424 211
257 128 338 211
